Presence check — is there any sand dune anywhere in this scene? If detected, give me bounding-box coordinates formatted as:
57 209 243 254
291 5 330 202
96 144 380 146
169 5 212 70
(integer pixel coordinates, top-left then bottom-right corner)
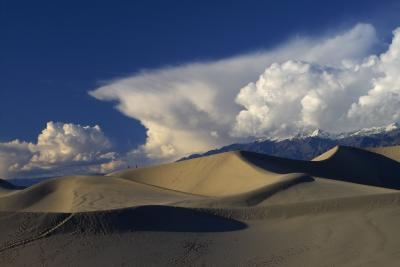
111 151 283 196
367 145 400 162
2 146 400 266
0 175 202 213
114 146 400 192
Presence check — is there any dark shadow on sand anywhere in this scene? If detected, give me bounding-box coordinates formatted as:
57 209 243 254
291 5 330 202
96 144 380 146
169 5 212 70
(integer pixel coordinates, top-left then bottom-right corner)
58 205 247 234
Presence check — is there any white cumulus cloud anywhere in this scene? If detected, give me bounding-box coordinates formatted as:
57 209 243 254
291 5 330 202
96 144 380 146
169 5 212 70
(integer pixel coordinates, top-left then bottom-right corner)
90 23 378 162
234 27 400 137
348 28 400 127
232 59 376 137
0 122 123 179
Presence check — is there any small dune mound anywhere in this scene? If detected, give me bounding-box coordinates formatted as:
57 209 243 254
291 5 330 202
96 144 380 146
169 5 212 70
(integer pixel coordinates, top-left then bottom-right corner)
0 175 202 213
112 152 284 197
0 176 87 212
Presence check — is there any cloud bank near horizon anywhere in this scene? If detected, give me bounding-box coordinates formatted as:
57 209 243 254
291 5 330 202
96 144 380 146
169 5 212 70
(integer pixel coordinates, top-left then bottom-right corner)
91 23 394 163
0 122 123 179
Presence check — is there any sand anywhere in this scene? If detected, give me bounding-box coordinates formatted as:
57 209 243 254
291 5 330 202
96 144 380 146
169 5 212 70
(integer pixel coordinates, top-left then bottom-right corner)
110 151 283 196
367 145 400 162
1 145 400 266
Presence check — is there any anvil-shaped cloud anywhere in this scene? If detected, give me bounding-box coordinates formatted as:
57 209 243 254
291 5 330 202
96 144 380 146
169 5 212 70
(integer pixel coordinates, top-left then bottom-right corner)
91 23 396 163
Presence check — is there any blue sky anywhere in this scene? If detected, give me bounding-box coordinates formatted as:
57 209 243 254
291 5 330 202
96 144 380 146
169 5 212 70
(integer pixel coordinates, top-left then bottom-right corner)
2 0 400 178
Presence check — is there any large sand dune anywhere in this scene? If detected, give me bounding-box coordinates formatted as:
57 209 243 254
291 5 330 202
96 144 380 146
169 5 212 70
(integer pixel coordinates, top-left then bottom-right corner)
1 145 400 266
110 151 283 196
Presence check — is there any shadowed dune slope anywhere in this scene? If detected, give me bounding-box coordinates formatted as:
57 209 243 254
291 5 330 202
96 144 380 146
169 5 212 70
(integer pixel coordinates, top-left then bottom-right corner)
240 146 400 189
311 146 400 188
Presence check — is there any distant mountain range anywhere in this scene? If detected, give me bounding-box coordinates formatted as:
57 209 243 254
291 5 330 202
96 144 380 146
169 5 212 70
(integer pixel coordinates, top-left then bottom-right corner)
180 123 400 161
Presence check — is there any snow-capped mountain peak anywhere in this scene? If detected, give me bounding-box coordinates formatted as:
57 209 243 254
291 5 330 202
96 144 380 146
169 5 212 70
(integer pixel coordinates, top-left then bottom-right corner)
295 122 400 140
347 122 400 138
289 127 335 140
309 128 334 138
257 123 400 143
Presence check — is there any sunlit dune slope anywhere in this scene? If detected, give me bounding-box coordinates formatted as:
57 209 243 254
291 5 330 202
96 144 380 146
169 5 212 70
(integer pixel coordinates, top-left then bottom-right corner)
111 152 283 196
367 145 400 162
